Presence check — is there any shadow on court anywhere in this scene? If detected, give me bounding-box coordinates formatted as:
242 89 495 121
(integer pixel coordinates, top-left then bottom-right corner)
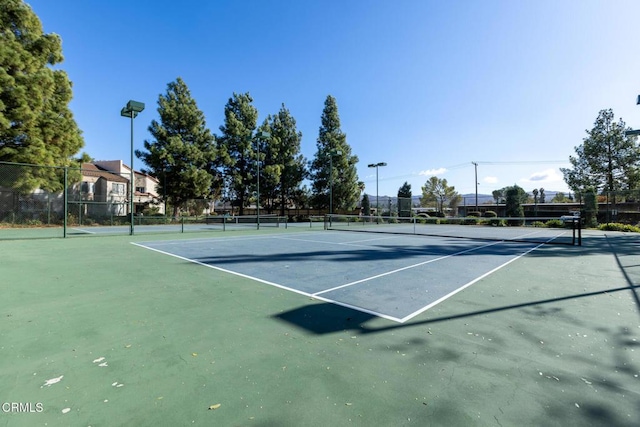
2 228 639 427
191 241 539 265
271 232 640 427
275 283 640 336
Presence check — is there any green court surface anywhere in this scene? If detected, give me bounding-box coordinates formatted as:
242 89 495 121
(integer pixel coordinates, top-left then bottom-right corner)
1 227 639 426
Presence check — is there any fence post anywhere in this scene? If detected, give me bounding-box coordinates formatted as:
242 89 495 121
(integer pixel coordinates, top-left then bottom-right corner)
63 167 68 238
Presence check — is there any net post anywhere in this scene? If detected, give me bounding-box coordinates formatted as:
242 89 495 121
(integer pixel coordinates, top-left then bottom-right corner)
181 216 184 233
578 217 582 246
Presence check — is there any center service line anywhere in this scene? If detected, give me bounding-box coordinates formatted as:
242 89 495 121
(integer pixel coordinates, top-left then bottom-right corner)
313 240 503 296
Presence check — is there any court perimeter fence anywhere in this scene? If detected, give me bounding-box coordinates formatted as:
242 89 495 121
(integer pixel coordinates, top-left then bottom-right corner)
2 161 638 240
0 161 298 240
325 213 583 246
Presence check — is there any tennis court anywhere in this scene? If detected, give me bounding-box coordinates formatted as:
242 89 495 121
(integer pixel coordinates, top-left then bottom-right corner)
1 225 639 426
134 231 553 322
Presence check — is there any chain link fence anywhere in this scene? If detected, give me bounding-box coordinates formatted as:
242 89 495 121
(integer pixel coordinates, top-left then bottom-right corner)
0 161 154 239
1 162 61 226
0 161 315 239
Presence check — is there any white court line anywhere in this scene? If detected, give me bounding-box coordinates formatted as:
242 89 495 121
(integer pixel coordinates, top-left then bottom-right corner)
307 294 405 323
131 239 401 322
133 233 555 324
398 241 547 322
313 240 502 296
131 241 311 297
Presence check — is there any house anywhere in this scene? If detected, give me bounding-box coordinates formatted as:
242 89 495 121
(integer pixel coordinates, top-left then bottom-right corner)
76 163 130 217
77 161 164 217
93 161 163 215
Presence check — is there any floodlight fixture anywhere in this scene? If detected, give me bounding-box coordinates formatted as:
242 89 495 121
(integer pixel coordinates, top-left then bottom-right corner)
367 162 387 215
120 100 145 235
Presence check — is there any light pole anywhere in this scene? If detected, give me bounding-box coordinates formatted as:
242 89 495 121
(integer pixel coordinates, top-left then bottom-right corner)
367 162 387 216
120 100 145 235
329 149 342 215
255 131 270 229
472 161 479 212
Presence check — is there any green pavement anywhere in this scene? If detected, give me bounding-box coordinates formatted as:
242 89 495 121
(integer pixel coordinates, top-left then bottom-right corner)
0 228 638 426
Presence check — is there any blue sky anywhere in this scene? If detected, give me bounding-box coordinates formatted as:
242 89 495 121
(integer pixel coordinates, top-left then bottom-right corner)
25 0 640 198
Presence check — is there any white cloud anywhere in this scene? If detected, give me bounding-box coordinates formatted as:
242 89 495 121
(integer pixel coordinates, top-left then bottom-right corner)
520 168 564 187
483 176 499 184
418 167 447 176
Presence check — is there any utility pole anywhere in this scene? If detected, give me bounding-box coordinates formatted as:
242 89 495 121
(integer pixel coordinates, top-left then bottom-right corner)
472 161 478 212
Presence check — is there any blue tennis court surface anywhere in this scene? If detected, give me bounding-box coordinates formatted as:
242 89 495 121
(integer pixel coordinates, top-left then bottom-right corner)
133 231 548 322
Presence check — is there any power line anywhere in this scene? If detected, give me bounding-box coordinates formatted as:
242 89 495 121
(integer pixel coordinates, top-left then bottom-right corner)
476 160 568 165
361 159 569 183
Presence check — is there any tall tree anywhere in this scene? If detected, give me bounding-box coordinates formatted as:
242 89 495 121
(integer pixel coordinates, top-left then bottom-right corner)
255 119 278 213
583 186 598 227
561 109 640 197
504 184 527 219
217 93 259 216
397 181 412 217
0 0 84 191
421 176 459 214
263 104 307 216
492 189 504 205
136 77 218 218
309 95 360 212
361 193 371 216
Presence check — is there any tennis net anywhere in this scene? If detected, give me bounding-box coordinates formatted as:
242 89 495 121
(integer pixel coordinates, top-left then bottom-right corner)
325 214 581 246
204 214 288 229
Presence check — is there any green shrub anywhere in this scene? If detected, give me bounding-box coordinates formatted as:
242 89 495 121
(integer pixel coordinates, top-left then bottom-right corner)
143 206 162 216
532 221 546 228
598 223 640 233
545 219 565 229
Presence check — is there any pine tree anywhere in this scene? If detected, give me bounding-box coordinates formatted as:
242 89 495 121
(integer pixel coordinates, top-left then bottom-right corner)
136 77 218 218
561 109 640 195
397 181 412 217
263 104 307 216
0 0 84 191
217 93 258 216
361 193 371 216
309 95 359 212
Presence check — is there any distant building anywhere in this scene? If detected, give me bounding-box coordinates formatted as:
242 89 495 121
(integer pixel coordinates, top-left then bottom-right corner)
78 161 164 216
